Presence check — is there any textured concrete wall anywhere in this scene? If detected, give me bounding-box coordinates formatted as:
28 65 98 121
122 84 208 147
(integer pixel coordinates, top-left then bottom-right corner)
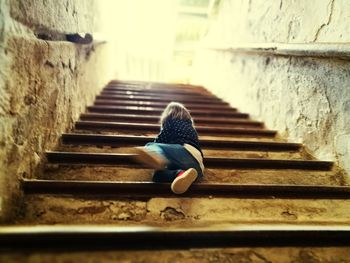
192 0 350 176
0 0 113 222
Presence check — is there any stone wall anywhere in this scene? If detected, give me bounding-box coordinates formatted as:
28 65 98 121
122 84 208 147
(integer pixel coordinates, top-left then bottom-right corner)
0 0 114 222
192 0 350 176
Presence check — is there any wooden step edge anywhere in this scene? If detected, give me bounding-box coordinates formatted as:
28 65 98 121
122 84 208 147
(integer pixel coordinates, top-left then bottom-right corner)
105 83 205 90
87 106 245 117
101 89 217 97
94 101 238 112
21 179 350 198
75 121 274 137
95 95 229 105
61 133 301 151
96 94 224 101
102 87 210 96
104 84 205 90
45 151 332 170
76 120 263 131
99 93 219 102
108 81 206 90
3 224 350 249
94 99 234 108
80 113 264 127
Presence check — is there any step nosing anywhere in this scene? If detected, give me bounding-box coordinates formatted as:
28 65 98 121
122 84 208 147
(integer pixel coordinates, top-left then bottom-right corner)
61 133 288 141
87 106 247 117
76 121 267 130
61 133 301 150
80 113 262 126
44 151 332 170
74 121 275 136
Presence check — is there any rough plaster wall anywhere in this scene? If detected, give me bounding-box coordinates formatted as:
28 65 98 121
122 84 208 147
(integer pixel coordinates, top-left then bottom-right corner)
192 0 350 176
205 0 350 44
10 0 95 34
0 0 113 222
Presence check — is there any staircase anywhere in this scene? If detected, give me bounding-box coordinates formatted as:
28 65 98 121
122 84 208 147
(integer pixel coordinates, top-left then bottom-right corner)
2 80 350 261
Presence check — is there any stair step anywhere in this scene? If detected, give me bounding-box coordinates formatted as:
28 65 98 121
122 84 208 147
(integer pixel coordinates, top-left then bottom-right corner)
108 81 206 91
87 106 245 118
96 95 229 105
42 166 343 186
80 113 263 127
74 130 279 140
75 121 275 137
103 86 210 96
45 151 333 170
94 100 237 111
22 179 349 198
2 224 350 249
21 193 350 225
100 91 218 101
59 145 308 162
3 248 349 262
97 93 223 102
61 134 300 151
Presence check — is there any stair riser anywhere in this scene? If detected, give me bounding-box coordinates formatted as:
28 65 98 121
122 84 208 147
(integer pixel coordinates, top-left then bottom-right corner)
87 106 246 118
103 87 210 96
45 152 332 170
74 122 273 137
96 95 229 105
61 134 300 151
94 100 236 111
108 82 205 91
58 146 306 161
80 113 264 129
97 94 224 102
100 91 217 99
3 231 350 249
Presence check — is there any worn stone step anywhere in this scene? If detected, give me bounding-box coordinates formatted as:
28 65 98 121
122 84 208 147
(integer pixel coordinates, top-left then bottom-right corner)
41 165 345 186
19 193 350 226
87 106 245 118
59 145 307 161
61 134 299 151
22 179 348 197
75 121 275 138
2 224 350 249
45 151 333 170
94 99 237 111
80 113 263 127
2 247 350 263
96 95 229 105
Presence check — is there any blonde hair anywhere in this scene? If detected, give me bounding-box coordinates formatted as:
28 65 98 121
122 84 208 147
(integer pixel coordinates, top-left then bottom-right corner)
160 102 193 127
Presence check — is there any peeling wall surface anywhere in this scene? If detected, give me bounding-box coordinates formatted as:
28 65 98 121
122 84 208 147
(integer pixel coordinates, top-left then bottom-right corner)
192 0 350 176
0 0 113 222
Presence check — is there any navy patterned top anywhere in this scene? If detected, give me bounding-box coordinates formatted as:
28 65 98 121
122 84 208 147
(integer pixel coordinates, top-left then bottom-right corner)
154 119 203 157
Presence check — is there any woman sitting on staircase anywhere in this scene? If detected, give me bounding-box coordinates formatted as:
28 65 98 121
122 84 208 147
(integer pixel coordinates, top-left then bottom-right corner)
134 102 204 194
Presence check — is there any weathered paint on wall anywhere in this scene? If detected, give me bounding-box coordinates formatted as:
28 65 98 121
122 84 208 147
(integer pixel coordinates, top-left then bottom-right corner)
192 0 350 176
